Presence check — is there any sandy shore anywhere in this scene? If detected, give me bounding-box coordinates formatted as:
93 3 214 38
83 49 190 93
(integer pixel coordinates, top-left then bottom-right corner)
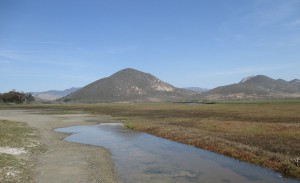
0 109 119 183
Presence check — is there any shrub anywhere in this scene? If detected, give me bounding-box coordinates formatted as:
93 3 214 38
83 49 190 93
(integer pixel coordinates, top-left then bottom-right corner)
0 91 35 104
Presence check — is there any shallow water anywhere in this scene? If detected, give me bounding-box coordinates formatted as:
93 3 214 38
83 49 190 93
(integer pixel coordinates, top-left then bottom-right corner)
56 123 299 183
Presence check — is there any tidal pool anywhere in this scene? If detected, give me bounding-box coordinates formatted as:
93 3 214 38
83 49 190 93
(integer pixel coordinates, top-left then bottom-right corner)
56 123 299 183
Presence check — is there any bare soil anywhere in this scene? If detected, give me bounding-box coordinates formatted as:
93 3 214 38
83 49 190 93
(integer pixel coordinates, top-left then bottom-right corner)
0 109 119 183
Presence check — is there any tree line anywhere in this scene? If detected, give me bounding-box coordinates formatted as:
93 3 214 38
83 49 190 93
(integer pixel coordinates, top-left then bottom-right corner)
0 90 35 104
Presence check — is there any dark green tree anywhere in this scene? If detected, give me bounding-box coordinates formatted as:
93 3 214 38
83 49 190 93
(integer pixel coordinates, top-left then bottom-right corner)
24 93 35 103
1 91 35 104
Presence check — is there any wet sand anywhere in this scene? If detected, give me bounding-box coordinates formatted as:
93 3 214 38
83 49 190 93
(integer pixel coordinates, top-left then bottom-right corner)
0 109 119 183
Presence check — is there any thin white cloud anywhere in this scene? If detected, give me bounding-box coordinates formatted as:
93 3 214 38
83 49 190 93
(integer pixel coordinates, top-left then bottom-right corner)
200 63 300 78
0 54 15 63
218 0 300 41
283 19 300 29
0 50 36 61
256 35 300 48
0 49 89 68
0 39 71 46
247 0 300 26
104 45 138 54
0 60 10 63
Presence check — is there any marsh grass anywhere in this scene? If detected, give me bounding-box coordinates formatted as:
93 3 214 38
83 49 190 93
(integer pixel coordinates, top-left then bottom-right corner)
83 102 300 178
0 120 45 183
3 100 300 178
32 109 82 115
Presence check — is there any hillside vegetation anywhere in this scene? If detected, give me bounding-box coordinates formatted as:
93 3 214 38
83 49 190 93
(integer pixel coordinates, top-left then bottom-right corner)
205 75 300 100
61 68 196 103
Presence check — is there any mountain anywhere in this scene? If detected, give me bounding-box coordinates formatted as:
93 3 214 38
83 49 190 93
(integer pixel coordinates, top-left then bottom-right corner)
61 68 196 103
204 75 300 100
184 87 210 93
31 87 81 101
290 79 300 89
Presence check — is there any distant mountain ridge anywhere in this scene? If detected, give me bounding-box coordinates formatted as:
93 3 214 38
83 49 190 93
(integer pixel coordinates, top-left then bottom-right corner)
31 87 81 101
204 75 300 100
184 87 210 93
33 72 300 102
290 79 300 88
62 68 196 103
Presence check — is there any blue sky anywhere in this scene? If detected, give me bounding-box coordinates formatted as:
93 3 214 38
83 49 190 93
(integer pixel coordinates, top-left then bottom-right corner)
1 0 300 92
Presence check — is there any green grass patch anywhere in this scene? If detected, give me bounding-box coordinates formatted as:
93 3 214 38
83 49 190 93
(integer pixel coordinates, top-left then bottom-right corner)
0 154 19 168
0 154 24 183
0 120 36 149
0 120 45 183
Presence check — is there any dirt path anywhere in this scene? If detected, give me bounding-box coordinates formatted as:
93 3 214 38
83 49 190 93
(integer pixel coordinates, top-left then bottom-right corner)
0 109 119 183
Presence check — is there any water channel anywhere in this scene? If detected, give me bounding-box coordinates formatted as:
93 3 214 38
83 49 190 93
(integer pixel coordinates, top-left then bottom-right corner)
55 123 299 183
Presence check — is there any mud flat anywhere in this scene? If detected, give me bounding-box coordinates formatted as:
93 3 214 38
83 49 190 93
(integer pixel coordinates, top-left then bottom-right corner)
0 109 118 183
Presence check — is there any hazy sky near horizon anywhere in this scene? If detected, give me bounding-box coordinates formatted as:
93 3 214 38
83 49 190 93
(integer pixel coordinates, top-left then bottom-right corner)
1 0 300 92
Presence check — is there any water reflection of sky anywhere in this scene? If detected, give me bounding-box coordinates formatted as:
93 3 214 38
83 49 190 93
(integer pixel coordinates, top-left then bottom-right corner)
56 123 299 183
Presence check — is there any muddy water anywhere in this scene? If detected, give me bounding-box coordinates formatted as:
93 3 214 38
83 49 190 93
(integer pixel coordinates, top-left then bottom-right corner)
56 123 299 183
